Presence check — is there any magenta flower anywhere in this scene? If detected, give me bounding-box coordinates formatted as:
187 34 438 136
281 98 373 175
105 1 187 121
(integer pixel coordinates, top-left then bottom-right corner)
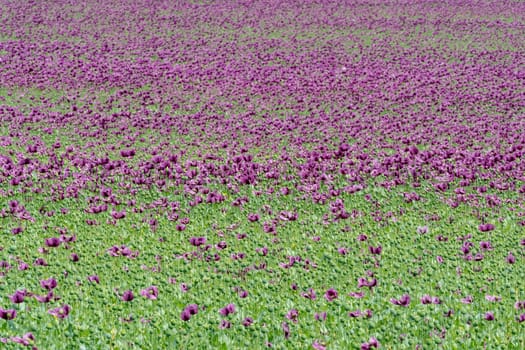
185 304 199 315
368 245 382 255
461 295 473 304
140 286 159 300
242 317 254 327
506 252 516 264
48 304 71 319
282 321 290 339
0 308 16 320
286 309 299 323
219 320 231 329
44 237 61 247
390 294 411 307
324 288 338 301
9 290 26 304
484 312 494 321
40 278 57 290
517 314 525 323
315 312 327 321
87 275 100 284
180 309 191 321
219 304 235 316
312 340 326 350
478 223 495 232
121 290 134 302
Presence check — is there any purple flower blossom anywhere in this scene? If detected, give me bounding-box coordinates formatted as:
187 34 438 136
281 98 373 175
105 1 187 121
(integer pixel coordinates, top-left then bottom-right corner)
0 308 17 320
390 294 411 307
9 290 26 304
478 223 495 232
140 286 159 300
368 245 382 255
88 275 100 284
315 312 327 321
48 304 71 319
282 321 290 339
242 317 253 327
40 278 57 290
219 303 235 316
461 295 473 304
121 290 134 302
219 320 231 329
44 237 61 247
484 312 494 321
180 309 191 321
324 288 338 301
286 309 299 323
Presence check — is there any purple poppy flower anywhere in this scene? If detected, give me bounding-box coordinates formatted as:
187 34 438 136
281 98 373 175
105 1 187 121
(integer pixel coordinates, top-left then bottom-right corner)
515 301 525 310
11 227 23 235
121 290 134 302
436 256 444 264
44 237 61 247
180 309 191 321
461 295 473 304
180 283 189 292
312 340 326 350
368 245 382 255
87 275 100 284
70 253 79 262
479 241 493 251
338 247 349 255
420 295 432 304
369 337 380 348
302 288 317 300
390 294 411 307
35 292 54 303
417 226 428 234
247 213 259 222
479 223 495 232
238 290 249 298
349 310 362 318
286 309 299 323
219 303 235 316
18 262 29 270
324 288 338 301
40 278 57 290
242 317 253 327
0 308 16 320
357 234 368 242
506 252 516 264
349 291 365 298
517 314 525 323
219 320 231 329
282 321 290 339
315 312 327 321
140 286 159 300
48 304 70 319
185 304 199 315
9 290 26 304
189 236 207 247
485 295 501 302
484 312 494 321
34 258 48 266
357 277 377 289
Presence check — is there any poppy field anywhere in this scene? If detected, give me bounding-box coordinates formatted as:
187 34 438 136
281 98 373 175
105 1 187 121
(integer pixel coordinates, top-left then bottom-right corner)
0 0 524 349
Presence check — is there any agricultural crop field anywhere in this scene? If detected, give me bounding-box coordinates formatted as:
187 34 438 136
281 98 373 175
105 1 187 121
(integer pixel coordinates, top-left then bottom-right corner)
0 0 524 348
